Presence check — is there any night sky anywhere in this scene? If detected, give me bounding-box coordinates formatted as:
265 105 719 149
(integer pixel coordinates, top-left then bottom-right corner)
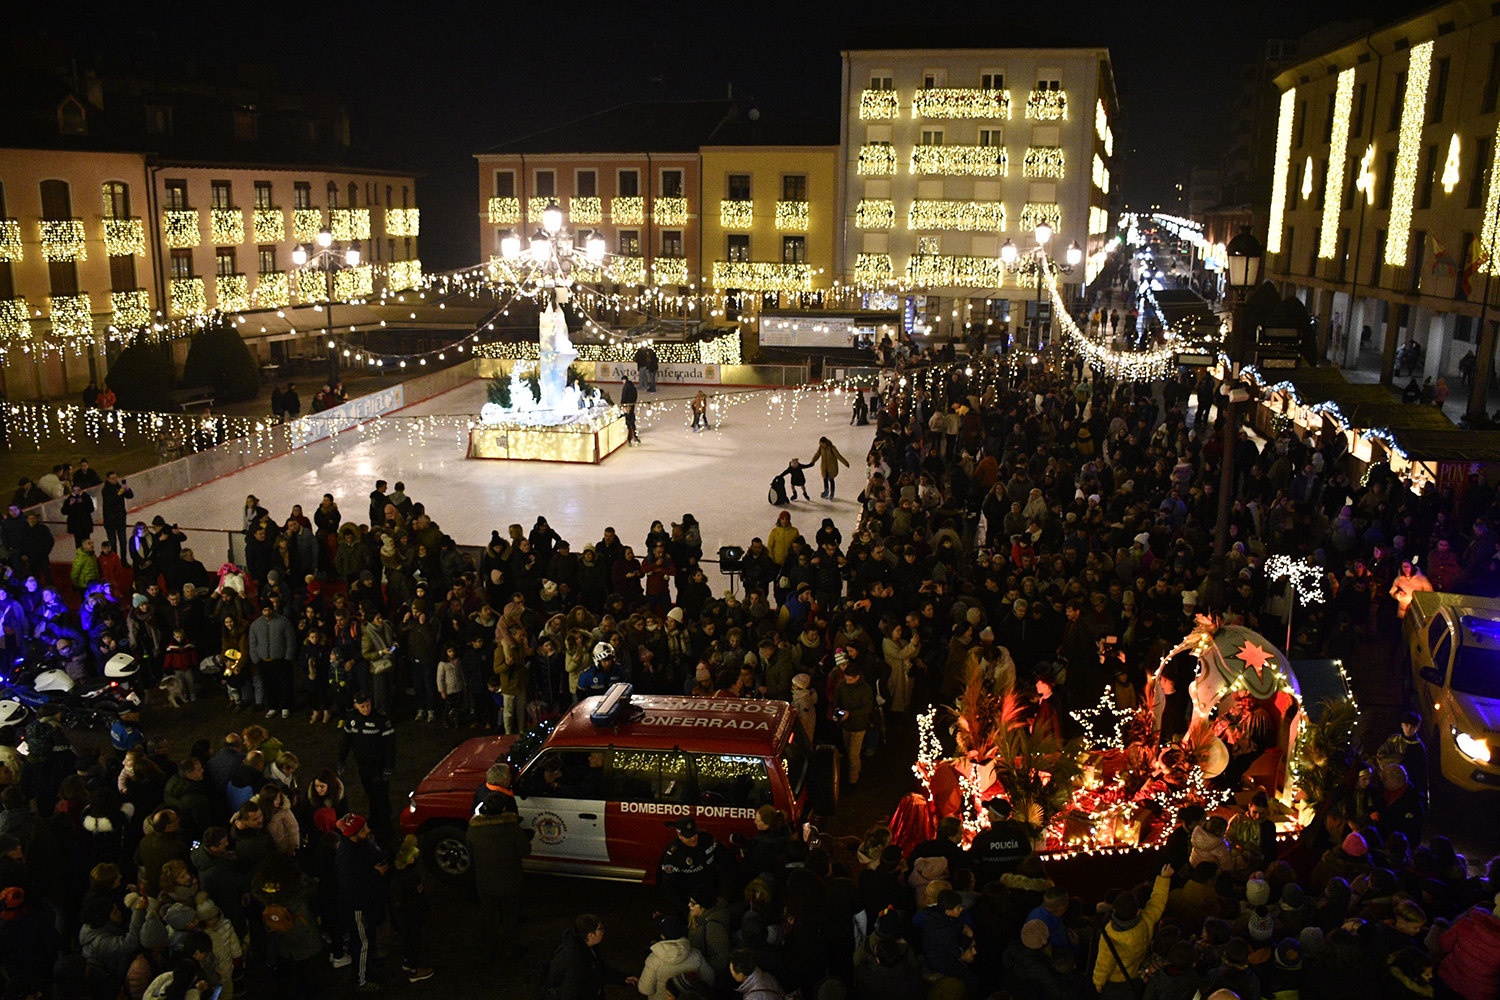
20 0 1429 271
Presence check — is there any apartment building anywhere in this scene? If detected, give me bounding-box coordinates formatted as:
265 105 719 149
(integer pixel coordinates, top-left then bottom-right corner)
1266 1 1500 419
839 42 1118 338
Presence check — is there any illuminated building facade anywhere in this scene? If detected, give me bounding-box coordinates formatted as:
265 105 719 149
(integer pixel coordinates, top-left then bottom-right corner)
1266 1 1500 418
838 40 1118 338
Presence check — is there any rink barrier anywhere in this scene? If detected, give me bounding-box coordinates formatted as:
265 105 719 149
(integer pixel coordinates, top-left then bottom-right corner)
476 358 809 388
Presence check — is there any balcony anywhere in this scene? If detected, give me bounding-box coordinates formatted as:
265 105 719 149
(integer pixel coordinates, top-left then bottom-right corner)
608 256 645 286
857 144 897 176
334 265 374 301
295 269 327 303
253 208 286 242
254 272 289 309
1025 89 1068 121
292 208 324 241
163 210 201 248
0 297 27 340
711 261 812 293
526 198 553 224
855 253 893 285
654 197 688 226
216 273 250 312
48 292 94 337
169 277 206 317
775 201 808 232
0 220 20 262
906 254 1005 288
569 197 602 226
1018 202 1062 232
101 217 146 257
720 200 754 230
909 146 1007 177
330 208 371 241
211 208 245 245
611 197 645 225
110 289 151 329
859 90 899 120
1022 147 1066 179
487 197 520 224
388 259 422 292
652 257 688 284
40 219 88 261
907 200 1006 232
912 88 1011 120
856 200 895 230
1092 154 1110 193
385 207 420 237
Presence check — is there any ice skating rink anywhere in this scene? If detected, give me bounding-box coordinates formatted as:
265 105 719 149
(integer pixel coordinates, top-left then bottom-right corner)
122 380 876 575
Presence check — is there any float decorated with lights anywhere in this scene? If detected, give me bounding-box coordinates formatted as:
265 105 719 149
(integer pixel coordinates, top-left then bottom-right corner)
907 613 1351 859
467 201 627 464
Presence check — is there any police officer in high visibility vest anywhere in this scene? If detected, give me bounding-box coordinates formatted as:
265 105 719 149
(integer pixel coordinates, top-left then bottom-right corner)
657 817 725 912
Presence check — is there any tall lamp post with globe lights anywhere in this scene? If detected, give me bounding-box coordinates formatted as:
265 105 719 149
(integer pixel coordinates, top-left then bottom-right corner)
292 226 361 382
1000 223 1083 351
1210 225 1265 568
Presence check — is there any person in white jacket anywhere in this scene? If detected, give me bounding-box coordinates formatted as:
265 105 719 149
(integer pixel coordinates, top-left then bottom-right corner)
196 898 242 1000
638 915 714 1000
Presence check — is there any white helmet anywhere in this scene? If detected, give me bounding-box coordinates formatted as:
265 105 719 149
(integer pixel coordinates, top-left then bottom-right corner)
105 653 139 679
34 669 75 694
592 641 615 665
0 700 25 727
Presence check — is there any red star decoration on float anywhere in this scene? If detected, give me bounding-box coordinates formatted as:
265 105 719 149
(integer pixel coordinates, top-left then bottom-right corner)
1235 639 1275 679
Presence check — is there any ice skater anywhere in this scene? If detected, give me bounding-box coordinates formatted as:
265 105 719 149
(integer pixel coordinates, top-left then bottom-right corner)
776 458 814 502
812 436 849 499
850 390 869 426
621 375 641 445
690 390 711 431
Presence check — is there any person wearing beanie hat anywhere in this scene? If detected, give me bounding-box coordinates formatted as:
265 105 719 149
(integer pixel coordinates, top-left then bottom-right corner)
1245 878 1271 908
1342 831 1368 857
638 913 713 1000
194 897 241 999
1264 937 1305 999
1311 831 1374 890
1020 919 1050 950
790 672 817 744
334 812 388 989
1247 908 1275 942
1205 938 1259 999
1094 864 1174 992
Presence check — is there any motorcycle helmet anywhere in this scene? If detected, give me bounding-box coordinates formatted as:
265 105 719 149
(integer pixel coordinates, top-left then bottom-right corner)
0 700 25 727
104 653 139 679
592 641 614 665
33 669 75 694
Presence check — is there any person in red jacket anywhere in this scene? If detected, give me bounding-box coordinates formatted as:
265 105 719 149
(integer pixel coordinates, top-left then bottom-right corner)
1437 902 1500 1000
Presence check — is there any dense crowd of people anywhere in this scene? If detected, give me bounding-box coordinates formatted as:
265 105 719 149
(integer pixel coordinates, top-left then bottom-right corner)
0 343 1495 1000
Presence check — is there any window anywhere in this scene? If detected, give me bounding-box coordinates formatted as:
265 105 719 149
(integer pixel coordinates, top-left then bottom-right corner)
534 170 555 198
101 182 130 218
1486 42 1500 113
1295 99 1308 148
170 249 193 279
1409 229 1426 292
1418 143 1439 209
1372 230 1386 284
348 182 357 207
576 170 597 197
781 175 807 201
519 749 606 799
727 174 751 200
1429 57 1451 123
1323 93 1337 143
1284 227 1295 272
917 235 941 254
254 182 273 209
922 69 946 89
1470 135 1491 209
327 181 338 207
1036 78 1061 91
1459 232 1475 300
618 230 640 256
662 230 683 257
691 754 772 808
215 247 236 277
164 180 189 211
726 234 750 262
661 169 683 197
1388 73 1406 132
1352 82 1367 137
494 171 515 198
258 246 276 274
1315 159 1326 209
981 71 1004 89
294 182 311 209
1429 621 1451 678
782 235 806 264
1289 167 1300 210
1337 226 1350 280
920 129 944 146
1380 149 1397 209
385 185 393 207
145 105 173 136
617 170 640 197
869 75 893 91
402 186 410 208
211 181 232 209
780 733 807 797
605 749 690 804
978 128 1003 146
109 254 135 293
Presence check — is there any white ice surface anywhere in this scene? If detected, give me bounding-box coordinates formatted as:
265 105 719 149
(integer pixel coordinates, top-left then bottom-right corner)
117 380 875 576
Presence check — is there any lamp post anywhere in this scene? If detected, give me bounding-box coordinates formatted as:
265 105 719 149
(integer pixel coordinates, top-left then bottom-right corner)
292 226 362 383
1211 225 1265 568
1001 225 1082 351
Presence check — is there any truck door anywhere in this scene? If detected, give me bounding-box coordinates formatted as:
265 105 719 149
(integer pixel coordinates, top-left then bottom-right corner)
515 748 609 863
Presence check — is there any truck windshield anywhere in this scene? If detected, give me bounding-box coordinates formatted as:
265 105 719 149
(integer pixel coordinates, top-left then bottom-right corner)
505 720 557 771
1452 646 1500 699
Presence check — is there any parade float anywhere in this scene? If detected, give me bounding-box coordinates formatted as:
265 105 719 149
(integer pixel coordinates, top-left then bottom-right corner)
905 614 1353 860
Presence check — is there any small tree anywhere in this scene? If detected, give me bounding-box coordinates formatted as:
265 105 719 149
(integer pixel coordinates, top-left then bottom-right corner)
106 342 175 411
182 325 261 402
485 373 512 408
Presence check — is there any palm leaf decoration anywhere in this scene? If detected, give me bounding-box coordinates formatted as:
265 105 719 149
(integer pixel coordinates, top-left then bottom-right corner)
1292 698 1360 809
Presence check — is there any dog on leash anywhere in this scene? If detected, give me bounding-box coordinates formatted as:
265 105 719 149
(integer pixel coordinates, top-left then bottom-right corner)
156 673 189 708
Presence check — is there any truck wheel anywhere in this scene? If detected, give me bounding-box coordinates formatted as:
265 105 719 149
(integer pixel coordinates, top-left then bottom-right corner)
420 824 472 884
809 744 841 815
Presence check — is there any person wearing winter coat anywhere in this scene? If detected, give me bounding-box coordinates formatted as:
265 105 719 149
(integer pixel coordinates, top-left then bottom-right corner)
389 835 435 983
638 915 715 1000
61 484 95 547
250 856 325 991
730 951 785 1000
543 914 637 1000
812 437 850 499
1437 903 1500 1000
79 892 147 983
256 785 300 855
1093 866 1173 996
162 758 213 840
688 891 735 986
466 796 533 955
